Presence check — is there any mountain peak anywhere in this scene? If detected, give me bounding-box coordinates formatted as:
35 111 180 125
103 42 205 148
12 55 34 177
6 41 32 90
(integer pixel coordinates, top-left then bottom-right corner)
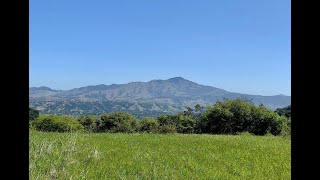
30 78 291 116
167 77 187 82
30 86 57 91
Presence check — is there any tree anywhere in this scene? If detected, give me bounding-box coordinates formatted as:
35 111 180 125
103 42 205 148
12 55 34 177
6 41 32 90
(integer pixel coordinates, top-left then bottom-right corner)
99 112 137 133
34 115 84 132
176 114 195 133
77 115 98 132
198 99 286 135
195 104 204 112
157 113 195 133
138 117 159 133
250 106 286 135
183 106 194 116
275 105 291 118
29 107 39 122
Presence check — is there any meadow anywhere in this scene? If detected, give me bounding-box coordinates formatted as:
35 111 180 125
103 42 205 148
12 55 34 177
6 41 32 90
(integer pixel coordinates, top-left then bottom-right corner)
29 130 290 179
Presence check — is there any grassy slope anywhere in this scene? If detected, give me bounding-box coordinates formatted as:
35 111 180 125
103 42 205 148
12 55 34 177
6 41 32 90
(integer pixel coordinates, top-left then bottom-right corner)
30 131 290 179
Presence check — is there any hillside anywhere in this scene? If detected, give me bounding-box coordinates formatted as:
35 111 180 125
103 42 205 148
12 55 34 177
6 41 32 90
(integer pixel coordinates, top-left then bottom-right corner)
29 77 291 118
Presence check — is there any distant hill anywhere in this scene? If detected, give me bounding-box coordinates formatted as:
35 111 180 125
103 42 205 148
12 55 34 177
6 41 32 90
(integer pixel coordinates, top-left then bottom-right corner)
29 77 291 118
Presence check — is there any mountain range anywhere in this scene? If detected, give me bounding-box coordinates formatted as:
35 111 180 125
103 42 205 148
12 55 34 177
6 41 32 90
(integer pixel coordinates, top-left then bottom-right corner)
29 77 291 118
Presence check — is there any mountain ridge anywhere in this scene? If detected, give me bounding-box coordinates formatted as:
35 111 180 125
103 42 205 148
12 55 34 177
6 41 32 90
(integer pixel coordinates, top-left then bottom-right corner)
29 77 290 118
30 77 289 97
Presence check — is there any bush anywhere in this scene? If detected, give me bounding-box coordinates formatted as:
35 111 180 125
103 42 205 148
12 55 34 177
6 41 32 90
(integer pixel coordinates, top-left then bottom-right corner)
34 115 84 132
29 107 39 122
77 115 98 132
279 116 291 137
275 105 291 118
199 99 287 135
99 112 137 133
157 113 195 133
138 117 159 133
30 114 50 128
158 125 177 133
237 131 253 136
176 115 195 133
250 106 286 135
157 115 176 126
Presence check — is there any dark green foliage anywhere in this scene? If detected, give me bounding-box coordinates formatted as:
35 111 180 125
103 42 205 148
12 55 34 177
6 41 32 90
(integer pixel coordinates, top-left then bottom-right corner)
280 116 291 137
183 107 194 116
31 99 289 136
250 106 286 135
199 99 286 135
34 115 84 132
158 125 177 133
29 107 39 122
138 117 159 133
195 104 203 111
77 115 98 132
157 113 195 133
99 112 137 133
275 105 291 118
157 115 176 126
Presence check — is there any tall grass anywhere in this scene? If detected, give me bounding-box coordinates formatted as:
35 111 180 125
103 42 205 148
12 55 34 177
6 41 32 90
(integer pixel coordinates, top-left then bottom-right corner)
30 131 290 179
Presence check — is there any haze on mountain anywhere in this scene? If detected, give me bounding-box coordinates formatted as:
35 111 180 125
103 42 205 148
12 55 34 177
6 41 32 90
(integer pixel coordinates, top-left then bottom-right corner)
29 77 290 118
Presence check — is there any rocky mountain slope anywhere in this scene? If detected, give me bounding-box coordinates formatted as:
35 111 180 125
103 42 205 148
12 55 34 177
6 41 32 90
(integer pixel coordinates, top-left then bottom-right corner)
29 77 291 118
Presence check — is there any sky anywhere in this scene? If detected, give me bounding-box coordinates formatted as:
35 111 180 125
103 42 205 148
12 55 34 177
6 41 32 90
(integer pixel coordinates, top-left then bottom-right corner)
30 0 291 96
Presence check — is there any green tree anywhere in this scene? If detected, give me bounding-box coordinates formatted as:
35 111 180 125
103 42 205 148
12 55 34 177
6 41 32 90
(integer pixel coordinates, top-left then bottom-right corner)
29 107 39 122
34 115 84 132
99 112 137 133
158 125 177 133
138 117 159 133
77 115 98 132
275 105 291 118
198 99 286 135
250 106 286 135
157 113 195 133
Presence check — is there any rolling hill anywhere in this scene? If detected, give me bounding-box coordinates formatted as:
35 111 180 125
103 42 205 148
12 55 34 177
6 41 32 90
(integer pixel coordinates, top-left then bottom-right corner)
29 77 291 118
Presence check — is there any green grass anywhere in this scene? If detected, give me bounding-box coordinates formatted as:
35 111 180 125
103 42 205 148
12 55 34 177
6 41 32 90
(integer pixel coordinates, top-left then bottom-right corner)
30 130 291 179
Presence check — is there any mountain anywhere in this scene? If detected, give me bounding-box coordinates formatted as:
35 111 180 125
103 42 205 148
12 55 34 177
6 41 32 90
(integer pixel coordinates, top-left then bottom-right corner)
29 86 57 91
29 77 291 118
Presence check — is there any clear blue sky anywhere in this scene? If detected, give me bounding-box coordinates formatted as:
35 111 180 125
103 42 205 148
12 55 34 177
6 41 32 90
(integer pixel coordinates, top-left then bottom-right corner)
30 0 290 96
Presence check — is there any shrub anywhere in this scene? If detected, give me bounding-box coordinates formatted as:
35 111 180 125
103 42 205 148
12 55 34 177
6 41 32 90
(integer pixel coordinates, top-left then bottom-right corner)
198 102 235 134
250 106 286 135
29 107 39 122
237 131 253 136
138 117 159 133
34 115 84 132
77 115 98 132
176 115 195 133
279 116 291 137
99 112 137 133
275 105 291 118
157 113 195 133
199 99 287 135
157 115 176 126
158 125 177 133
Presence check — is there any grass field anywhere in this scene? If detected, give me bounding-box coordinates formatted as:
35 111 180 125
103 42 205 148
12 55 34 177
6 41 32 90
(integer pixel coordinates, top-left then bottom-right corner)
30 131 290 179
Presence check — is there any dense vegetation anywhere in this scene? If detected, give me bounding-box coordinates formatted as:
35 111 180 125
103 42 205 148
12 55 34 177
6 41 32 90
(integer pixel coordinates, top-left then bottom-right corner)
30 99 291 179
33 115 84 132
29 107 39 122
197 99 288 135
30 99 290 136
30 131 291 179
275 105 291 118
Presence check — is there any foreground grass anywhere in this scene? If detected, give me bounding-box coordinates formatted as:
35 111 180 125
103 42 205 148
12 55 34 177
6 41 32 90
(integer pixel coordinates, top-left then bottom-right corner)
30 131 290 179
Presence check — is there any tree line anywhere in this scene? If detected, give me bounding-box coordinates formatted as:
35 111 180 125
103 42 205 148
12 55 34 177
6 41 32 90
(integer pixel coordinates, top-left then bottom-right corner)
29 99 291 136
